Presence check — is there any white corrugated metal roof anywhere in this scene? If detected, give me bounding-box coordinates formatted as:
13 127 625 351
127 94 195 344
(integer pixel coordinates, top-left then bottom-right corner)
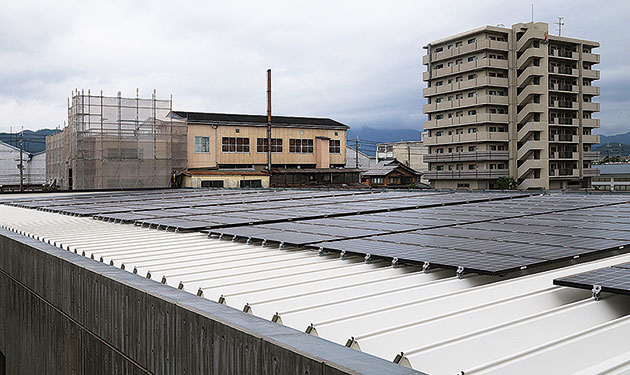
1 204 630 374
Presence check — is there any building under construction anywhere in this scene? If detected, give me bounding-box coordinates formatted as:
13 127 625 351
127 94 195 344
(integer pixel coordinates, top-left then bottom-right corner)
46 91 187 190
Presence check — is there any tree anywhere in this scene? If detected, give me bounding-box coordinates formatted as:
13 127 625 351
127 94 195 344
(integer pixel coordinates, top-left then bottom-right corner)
496 176 518 190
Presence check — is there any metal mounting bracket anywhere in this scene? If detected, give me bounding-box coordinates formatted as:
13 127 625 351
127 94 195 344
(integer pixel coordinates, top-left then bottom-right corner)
456 266 465 279
592 284 602 301
422 261 431 273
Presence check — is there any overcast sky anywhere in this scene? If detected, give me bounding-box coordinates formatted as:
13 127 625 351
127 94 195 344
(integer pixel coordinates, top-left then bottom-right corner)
1 0 629 135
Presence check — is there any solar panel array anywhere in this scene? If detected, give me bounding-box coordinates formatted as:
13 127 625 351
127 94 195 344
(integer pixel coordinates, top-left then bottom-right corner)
4 189 630 276
554 262 630 296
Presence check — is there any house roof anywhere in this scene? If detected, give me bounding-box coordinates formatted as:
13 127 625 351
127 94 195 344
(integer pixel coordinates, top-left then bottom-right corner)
597 164 630 175
184 170 269 177
171 111 349 130
362 159 421 177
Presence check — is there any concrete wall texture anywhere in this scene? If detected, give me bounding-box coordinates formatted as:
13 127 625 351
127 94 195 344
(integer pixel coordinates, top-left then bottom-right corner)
0 228 421 375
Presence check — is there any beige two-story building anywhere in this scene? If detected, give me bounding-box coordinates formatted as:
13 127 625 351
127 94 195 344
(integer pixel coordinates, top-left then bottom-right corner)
422 22 600 190
173 111 349 188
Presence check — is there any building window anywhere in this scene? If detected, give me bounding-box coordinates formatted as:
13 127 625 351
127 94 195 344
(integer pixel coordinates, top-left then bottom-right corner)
467 38 476 44
468 127 477 133
329 139 341 154
289 139 314 153
457 183 470 188
372 177 384 184
222 137 250 153
468 92 477 98
467 56 477 62
389 177 399 184
240 179 262 188
257 138 283 153
201 180 224 188
468 74 477 80
195 136 210 153
468 110 477 115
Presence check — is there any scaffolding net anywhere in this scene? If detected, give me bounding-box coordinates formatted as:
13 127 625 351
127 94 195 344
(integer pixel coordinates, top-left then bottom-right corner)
54 91 187 190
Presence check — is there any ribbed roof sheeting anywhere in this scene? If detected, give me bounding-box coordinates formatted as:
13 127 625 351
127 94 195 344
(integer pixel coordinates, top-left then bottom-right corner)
2 204 630 374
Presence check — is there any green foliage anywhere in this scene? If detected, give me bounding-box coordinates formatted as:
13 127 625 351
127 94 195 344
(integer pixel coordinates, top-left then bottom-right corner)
496 176 518 190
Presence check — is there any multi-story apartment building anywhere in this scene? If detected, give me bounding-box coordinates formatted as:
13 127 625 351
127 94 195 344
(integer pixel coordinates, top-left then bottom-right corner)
422 22 600 190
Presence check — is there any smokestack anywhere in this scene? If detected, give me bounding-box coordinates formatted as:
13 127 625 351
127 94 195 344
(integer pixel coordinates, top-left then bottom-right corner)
266 69 272 171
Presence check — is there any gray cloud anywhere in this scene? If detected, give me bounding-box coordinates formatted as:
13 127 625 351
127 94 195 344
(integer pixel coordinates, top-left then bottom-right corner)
1 0 629 135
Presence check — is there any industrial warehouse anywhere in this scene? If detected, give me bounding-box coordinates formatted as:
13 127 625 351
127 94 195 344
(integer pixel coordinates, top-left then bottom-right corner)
2 189 630 374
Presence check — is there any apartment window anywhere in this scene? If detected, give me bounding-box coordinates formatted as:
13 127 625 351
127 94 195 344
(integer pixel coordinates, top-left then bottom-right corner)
489 90 497 95
447 113 453 118
456 94 463 99
447 44 453 50
447 62 453 67
468 146 477 151
468 128 477 133
289 138 314 153
468 74 477 80
467 38 476 44
436 148 444 153
195 136 210 153
468 164 477 170
436 114 443 120
435 47 443 53
490 164 497 169
240 179 263 188
455 76 463 82
435 131 443 136
435 97 443 103
489 108 497 114
456 59 463 65
455 41 462 47
468 110 477 115
448 147 453 152
489 126 497 132
201 180 224 188
435 81 444 86
467 56 477 62
447 78 453 83
448 95 454 101
455 129 463 135
329 139 341 154
456 163 464 169
468 92 477 98
456 111 463 117
257 138 283 153
436 166 444 171
222 137 250 153
434 64 443 70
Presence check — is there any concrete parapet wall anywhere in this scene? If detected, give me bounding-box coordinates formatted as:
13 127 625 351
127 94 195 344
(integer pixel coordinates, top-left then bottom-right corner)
0 228 422 375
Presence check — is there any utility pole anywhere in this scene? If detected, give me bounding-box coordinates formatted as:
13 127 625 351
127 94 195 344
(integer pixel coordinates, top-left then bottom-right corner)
266 69 272 171
19 127 24 191
355 136 359 168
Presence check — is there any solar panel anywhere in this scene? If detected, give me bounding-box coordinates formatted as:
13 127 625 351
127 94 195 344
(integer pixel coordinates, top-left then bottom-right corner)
554 263 630 297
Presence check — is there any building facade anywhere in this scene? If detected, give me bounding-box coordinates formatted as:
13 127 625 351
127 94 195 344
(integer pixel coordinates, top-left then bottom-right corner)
376 141 429 183
361 159 423 187
422 22 600 190
592 164 630 192
0 141 46 189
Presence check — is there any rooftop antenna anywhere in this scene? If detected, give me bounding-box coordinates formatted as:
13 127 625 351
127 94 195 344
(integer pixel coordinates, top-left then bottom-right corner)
554 16 564 36
266 69 272 171
531 4 534 22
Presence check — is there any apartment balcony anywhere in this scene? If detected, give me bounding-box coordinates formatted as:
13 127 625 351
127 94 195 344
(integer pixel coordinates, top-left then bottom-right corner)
583 151 600 160
424 169 509 180
517 102 546 124
517 47 545 69
548 49 579 60
423 95 509 114
424 131 509 145
583 69 600 80
549 151 579 160
422 39 509 65
518 177 547 190
549 100 579 110
517 66 547 87
548 83 578 93
549 66 579 77
517 140 545 160
516 28 547 51
583 102 600 112
583 53 600 64
549 134 579 143
423 113 509 129
582 134 600 144
517 121 547 141
583 168 601 177
517 158 545 179
517 84 546 103
424 150 509 163
582 86 600 96
423 77 508 97
582 118 600 128
549 168 580 178
423 58 509 81
549 117 579 126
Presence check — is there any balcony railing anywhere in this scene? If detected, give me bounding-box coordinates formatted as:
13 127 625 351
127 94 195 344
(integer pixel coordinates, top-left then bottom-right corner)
549 134 577 142
424 150 509 163
583 151 600 160
583 168 601 177
550 168 579 177
424 169 509 180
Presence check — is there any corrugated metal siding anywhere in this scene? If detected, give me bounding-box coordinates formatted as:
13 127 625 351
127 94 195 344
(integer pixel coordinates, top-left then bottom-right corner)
1 204 630 374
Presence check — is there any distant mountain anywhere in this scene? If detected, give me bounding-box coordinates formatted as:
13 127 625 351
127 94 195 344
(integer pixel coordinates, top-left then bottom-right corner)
0 129 60 154
598 131 630 146
594 142 630 157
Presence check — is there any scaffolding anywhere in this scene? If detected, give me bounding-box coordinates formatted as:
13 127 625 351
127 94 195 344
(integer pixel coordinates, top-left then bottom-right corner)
47 90 187 190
